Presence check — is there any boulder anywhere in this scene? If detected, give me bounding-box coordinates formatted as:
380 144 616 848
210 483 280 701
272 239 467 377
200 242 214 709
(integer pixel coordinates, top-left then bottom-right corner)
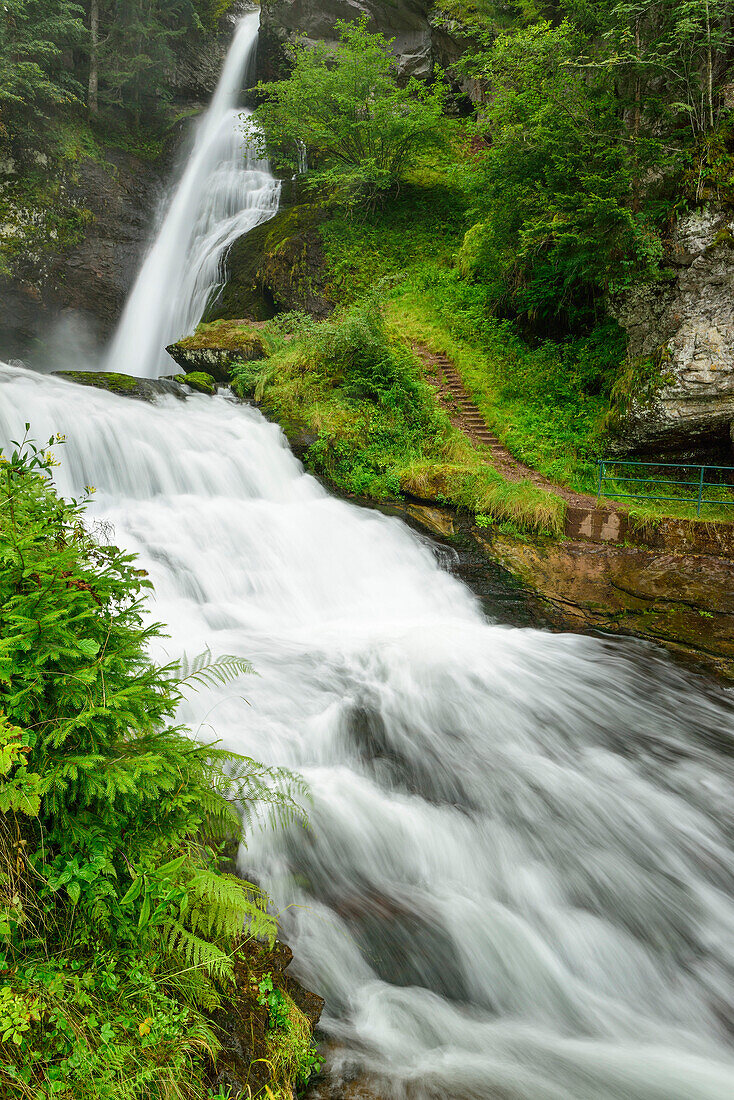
166 320 267 380
53 370 188 401
607 205 734 456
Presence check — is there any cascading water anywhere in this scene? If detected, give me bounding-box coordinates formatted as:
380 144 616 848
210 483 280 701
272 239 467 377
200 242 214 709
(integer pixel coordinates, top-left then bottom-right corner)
104 10 280 379
2 360 734 1099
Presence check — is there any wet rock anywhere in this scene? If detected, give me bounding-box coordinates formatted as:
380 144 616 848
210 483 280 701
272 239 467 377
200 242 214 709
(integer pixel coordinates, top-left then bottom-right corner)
166 320 267 380
0 151 165 356
482 531 734 680
211 205 334 322
53 370 188 401
608 205 734 456
212 938 324 1100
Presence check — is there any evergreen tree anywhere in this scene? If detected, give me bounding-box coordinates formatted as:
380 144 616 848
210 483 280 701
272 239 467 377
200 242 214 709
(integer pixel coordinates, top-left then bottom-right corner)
0 0 85 154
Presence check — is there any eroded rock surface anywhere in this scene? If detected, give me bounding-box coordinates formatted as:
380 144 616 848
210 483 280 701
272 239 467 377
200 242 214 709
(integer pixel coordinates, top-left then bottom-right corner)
609 205 734 455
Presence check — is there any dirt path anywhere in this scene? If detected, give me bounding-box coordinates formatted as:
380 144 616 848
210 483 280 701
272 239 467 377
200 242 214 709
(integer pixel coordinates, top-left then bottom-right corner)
413 341 608 513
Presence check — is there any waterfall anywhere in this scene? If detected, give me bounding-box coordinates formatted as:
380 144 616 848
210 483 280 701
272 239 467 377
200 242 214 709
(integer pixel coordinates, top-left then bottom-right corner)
105 11 280 380
2 360 734 1099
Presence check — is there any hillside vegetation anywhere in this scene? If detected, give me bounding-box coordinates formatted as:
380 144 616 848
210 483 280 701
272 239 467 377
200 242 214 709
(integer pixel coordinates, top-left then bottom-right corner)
0 438 319 1098
235 8 734 527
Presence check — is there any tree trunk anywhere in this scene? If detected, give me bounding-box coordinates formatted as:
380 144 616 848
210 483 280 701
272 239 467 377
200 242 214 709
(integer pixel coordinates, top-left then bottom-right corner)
705 0 715 131
89 0 99 115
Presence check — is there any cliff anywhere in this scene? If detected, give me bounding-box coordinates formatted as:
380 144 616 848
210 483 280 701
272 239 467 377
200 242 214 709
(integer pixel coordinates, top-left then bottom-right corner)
257 0 474 86
607 205 734 458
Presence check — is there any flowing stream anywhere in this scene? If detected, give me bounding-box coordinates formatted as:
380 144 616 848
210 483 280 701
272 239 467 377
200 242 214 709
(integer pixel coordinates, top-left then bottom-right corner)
2 365 734 1098
3 11 734 1099
105 10 280 379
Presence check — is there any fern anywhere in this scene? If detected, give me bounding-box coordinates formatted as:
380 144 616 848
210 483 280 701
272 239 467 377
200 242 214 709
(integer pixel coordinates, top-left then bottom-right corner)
159 920 235 984
182 869 277 946
171 649 255 693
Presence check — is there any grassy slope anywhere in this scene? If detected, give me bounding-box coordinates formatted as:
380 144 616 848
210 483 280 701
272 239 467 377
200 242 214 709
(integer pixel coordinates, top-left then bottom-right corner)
300 143 734 526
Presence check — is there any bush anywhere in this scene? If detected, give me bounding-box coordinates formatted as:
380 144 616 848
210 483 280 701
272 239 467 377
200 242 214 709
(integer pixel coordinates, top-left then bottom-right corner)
247 18 448 209
0 434 306 1098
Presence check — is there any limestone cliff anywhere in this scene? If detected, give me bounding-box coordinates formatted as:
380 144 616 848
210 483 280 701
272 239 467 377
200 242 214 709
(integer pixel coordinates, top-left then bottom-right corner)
608 205 734 457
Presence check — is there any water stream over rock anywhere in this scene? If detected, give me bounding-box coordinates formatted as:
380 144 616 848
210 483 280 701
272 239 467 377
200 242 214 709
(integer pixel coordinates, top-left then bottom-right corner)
2 363 734 1098
105 10 280 379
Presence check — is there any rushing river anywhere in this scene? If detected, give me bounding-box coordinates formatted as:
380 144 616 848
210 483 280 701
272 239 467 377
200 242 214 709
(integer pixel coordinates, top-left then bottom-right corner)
3 10 734 1099
2 365 734 1098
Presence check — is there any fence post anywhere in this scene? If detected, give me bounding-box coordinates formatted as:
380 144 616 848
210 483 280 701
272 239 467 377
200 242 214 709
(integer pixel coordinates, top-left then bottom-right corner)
697 466 705 516
597 459 604 500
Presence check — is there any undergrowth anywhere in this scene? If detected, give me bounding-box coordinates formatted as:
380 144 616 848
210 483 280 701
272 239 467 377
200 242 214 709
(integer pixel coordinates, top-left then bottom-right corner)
232 299 565 537
0 435 312 1099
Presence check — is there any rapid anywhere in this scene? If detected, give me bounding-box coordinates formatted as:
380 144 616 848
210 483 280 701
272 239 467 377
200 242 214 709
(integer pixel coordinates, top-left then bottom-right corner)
3 12 734 1100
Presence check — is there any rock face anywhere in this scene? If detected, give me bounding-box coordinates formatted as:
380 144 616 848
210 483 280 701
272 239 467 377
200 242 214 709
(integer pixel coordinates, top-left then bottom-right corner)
170 2 253 103
210 205 334 322
608 205 734 456
257 0 474 86
0 151 165 358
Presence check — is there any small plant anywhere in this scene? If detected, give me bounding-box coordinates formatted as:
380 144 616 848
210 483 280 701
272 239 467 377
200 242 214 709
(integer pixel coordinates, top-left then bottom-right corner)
257 973 290 1032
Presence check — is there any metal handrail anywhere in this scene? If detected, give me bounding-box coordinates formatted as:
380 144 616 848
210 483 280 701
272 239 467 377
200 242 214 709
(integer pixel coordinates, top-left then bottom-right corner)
597 459 734 516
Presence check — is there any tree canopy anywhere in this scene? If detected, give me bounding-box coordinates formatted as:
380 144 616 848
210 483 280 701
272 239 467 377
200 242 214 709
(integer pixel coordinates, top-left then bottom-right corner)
248 19 448 207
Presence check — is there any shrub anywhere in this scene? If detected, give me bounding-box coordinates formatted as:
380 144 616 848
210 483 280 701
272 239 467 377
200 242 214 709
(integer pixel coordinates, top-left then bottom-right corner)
0 433 306 1098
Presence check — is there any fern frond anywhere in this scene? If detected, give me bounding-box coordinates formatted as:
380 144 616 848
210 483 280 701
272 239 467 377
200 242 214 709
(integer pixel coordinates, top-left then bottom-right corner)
182 869 277 947
218 757 310 835
158 920 235 985
171 649 255 693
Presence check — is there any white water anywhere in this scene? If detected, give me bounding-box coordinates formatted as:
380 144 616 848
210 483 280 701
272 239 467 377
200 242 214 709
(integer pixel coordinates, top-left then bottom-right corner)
3 361 734 1098
105 11 280 379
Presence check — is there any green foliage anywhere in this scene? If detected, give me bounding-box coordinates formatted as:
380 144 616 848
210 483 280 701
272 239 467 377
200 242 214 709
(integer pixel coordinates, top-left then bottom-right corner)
0 435 308 1098
95 0 200 123
256 974 323 1091
233 298 565 535
0 0 85 156
256 973 289 1031
459 19 666 330
456 2 734 332
390 267 624 491
248 19 449 208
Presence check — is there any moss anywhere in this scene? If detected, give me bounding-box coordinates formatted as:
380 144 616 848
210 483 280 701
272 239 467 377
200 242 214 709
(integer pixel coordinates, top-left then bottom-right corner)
604 344 675 433
208 205 332 322
712 225 734 249
183 371 217 395
177 320 266 356
55 370 140 394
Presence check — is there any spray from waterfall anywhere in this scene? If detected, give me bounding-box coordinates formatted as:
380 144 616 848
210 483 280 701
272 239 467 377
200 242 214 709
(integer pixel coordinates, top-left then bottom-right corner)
105 11 280 380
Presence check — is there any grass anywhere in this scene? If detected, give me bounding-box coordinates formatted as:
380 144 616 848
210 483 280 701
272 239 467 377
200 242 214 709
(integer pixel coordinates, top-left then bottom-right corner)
387 272 619 493
231 301 566 537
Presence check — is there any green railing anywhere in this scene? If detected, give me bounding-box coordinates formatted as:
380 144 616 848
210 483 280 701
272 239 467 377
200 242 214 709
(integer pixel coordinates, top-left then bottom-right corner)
597 458 734 516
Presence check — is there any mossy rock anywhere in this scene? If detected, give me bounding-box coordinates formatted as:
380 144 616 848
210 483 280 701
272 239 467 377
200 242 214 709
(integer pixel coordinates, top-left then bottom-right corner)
55 370 140 394
166 322 266 381
177 320 266 356
52 370 190 401
207 205 333 323
183 371 217 395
